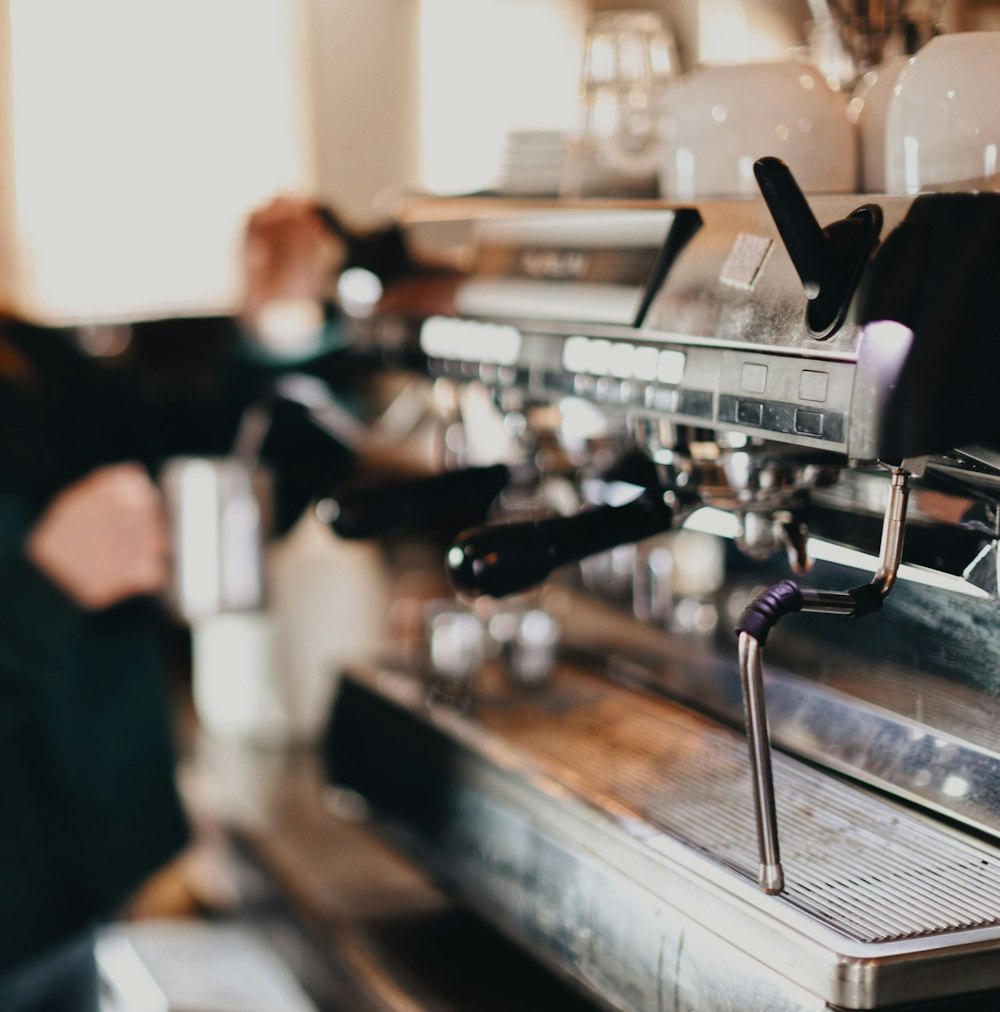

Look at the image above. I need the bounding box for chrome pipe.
[801,468,910,613]
[738,631,784,895]
[737,466,913,894]
[800,589,856,614]
[872,467,910,598]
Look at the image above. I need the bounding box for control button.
[737,400,764,427]
[587,339,612,376]
[678,389,714,419]
[633,346,659,382]
[562,335,591,373]
[610,343,635,379]
[657,350,686,385]
[795,408,824,436]
[740,363,768,394]
[799,370,829,403]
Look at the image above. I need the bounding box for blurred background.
[2,0,997,326]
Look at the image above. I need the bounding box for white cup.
[192,611,285,742]
[885,32,1000,195]
[851,54,910,193]
[659,60,857,199]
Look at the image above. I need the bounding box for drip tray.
[327,664,1000,1011]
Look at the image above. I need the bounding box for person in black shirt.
[0,197,353,1011]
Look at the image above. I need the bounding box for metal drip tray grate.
[337,665,1000,1007]
[473,674,1000,945]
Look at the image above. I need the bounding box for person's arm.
[0,326,169,623]
[0,465,168,688]
[0,483,84,669]
[239,195,347,363]
[236,197,363,531]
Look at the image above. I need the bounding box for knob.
[447,490,679,598]
[321,464,511,540]
[754,157,882,338]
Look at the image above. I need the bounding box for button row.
[562,336,686,385]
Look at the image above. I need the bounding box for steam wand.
[735,460,920,894]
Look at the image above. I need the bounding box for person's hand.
[26,464,169,610]
[240,195,345,326]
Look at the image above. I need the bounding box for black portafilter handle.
[448,489,678,598]
[324,464,512,540]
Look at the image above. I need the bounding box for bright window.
[418,0,584,195]
[2,0,313,323]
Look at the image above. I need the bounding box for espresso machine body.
[327,182,1000,1011]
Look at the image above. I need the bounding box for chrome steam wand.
[736,462,918,894]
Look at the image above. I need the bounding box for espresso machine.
[320,145,1000,1010]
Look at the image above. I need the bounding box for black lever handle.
[314,205,417,286]
[447,490,678,598]
[753,157,882,338]
[324,464,511,540]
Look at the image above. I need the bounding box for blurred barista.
[0,198,350,1011]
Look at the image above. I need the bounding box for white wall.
[302,0,422,223]
[0,0,595,321]
[0,0,314,324]
[0,6,18,315]
[303,0,587,211]
[418,0,586,195]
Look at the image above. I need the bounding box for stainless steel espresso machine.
[322,157,1000,1010]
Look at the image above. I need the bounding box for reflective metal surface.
[329,664,1000,1010]
[550,587,1000,842]
[739,633,784,894]
[335,193,1000,1009]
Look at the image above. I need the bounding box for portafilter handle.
[319,464,512,540]
[448,489,685,598]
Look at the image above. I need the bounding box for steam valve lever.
[448,488,690,599]
[753,157,882,337]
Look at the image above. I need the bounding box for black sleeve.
[0,325,87,694]
[260,397,357,535]
[95,315,359,534]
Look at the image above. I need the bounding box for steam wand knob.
[753,156,882,338]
